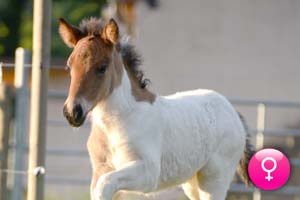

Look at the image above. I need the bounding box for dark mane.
[118,39,150,89]
[79,17,105,36]
[79,17,150,89]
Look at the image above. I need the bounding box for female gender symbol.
[248,148,290,190]
[261,157,277,181]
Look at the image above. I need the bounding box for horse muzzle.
[63,104,86,127]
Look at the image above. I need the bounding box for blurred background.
[0,0,300,200]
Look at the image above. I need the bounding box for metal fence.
[1,48,300,199]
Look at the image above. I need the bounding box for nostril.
[73,104,83,121]
[63,105,69,118]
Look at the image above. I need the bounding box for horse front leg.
[90,172,100,200]
[93,160,160,200]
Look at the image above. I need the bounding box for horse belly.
[157,129,211,189]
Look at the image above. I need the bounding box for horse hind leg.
[182,175,200,200]
[196,155,239,200]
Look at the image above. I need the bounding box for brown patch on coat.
[60,17,155,111]
[118,40,156,103]
[65,35,121,110]
[126,70,156,103]
[59,18,123,115]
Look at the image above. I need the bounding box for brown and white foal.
[60,17,252,200]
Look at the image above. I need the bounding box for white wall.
[136,0,300,100]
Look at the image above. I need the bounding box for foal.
[60,17,252,200]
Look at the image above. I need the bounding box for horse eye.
[95,64,107,75]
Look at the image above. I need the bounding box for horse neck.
[92,67,137,127]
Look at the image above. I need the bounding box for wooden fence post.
[27,0,51,199]
[0,83,14,200]
[12,47,30,200]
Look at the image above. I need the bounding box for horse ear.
[59,18,83,48]
[102,19,119,44]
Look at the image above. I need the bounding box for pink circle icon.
[248,148,290,190]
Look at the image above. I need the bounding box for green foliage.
[51,0,106,57]
[0,0,27,56]
[19,1,33,51]
[0,0,107,57]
